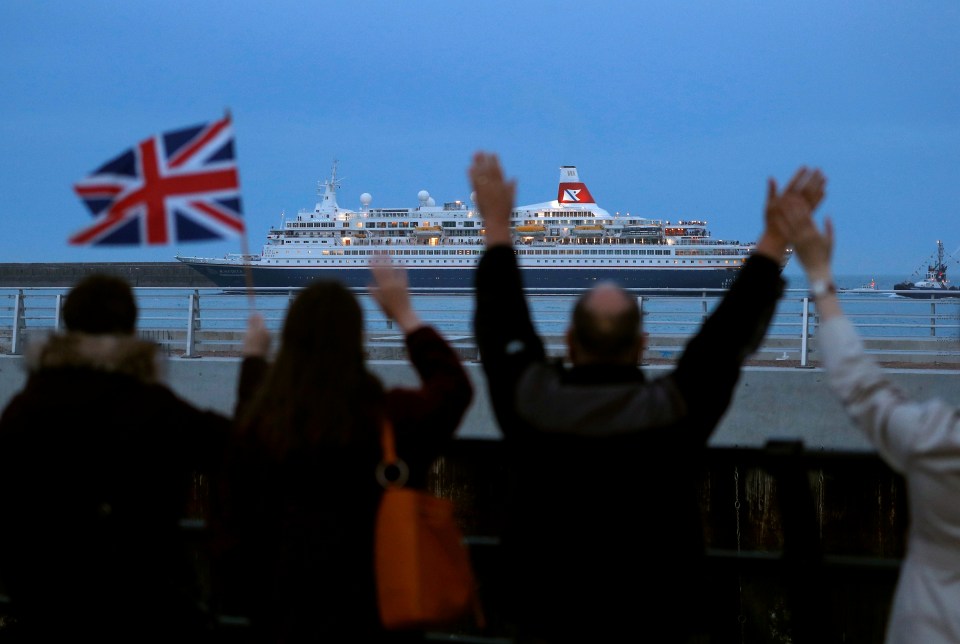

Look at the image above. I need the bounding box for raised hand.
[243,312,271,358]
[778,209,835,279]
[783,166,827,211]
[468,151,516,246]
[759,166,827,261]
[369,253,422,333]
[764,167,827,239]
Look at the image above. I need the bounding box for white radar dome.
[427,197,436,207]
[417,190,430,204]
[360,193,372,206]
[470,191,477,203]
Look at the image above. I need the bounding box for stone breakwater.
[0,263,215,288]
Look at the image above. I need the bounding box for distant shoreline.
[0,262,216,288]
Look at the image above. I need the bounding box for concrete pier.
[1,353,955,451]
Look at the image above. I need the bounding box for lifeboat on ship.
[516,224,546,237]
[414,225,443,238]
[573,225,604,238]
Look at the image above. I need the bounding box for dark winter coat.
[474,246,784,642]
[0,333,239,643]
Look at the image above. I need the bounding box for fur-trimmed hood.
[24,333,166,383]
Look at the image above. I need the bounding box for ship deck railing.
[0,287,957,364]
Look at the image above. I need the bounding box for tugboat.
[893,241,960,299]
[841,277,878,294]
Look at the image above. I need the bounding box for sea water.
[160,274,960,340]
[6,274,958,341]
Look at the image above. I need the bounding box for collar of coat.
[25,333,164,383]
[515,361,685,437]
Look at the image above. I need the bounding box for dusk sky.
[1,1,957,282]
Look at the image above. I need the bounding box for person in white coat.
[776,206,960,644]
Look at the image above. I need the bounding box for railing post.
[183,290,201,358]
[637,295,647,365]
[799,296,812,368]
[54,293,64,333]
[930,301,936,337]
[11,289,25,355]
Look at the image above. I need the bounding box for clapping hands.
[757,167,827,261]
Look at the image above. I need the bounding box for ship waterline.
[180,260,744,293]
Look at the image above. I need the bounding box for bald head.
[568,283,643,365]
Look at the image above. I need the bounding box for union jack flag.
[70,115,244,245]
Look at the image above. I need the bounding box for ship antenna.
[332,159,345,187]
[317,160,343,197]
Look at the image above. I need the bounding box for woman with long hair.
[214,258,473,642]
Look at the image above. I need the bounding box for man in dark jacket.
[0,275,269,643]
[469,152,825,642]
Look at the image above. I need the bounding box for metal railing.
[0,287,957,364]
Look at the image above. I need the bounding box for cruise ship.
[176,163,779,294]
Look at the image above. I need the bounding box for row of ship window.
[289,221,477,228]
[277,248,742,257]
[281,234,738,249]
[262,258,742,265]
[287,219,649,229]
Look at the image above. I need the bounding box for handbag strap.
[375,416,409,489]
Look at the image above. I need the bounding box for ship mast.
[934,240,946,284]
[315,159,342,213]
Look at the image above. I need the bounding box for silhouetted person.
[213,258,473,642]
[469,152,825,642]
[0,274,267,643]
[775,201,960,644]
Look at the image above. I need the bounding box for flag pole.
[240,229,256,310]
[224,107,257,310]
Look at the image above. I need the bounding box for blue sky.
[1,1,957,281]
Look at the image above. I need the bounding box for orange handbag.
[374,418,485,631]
